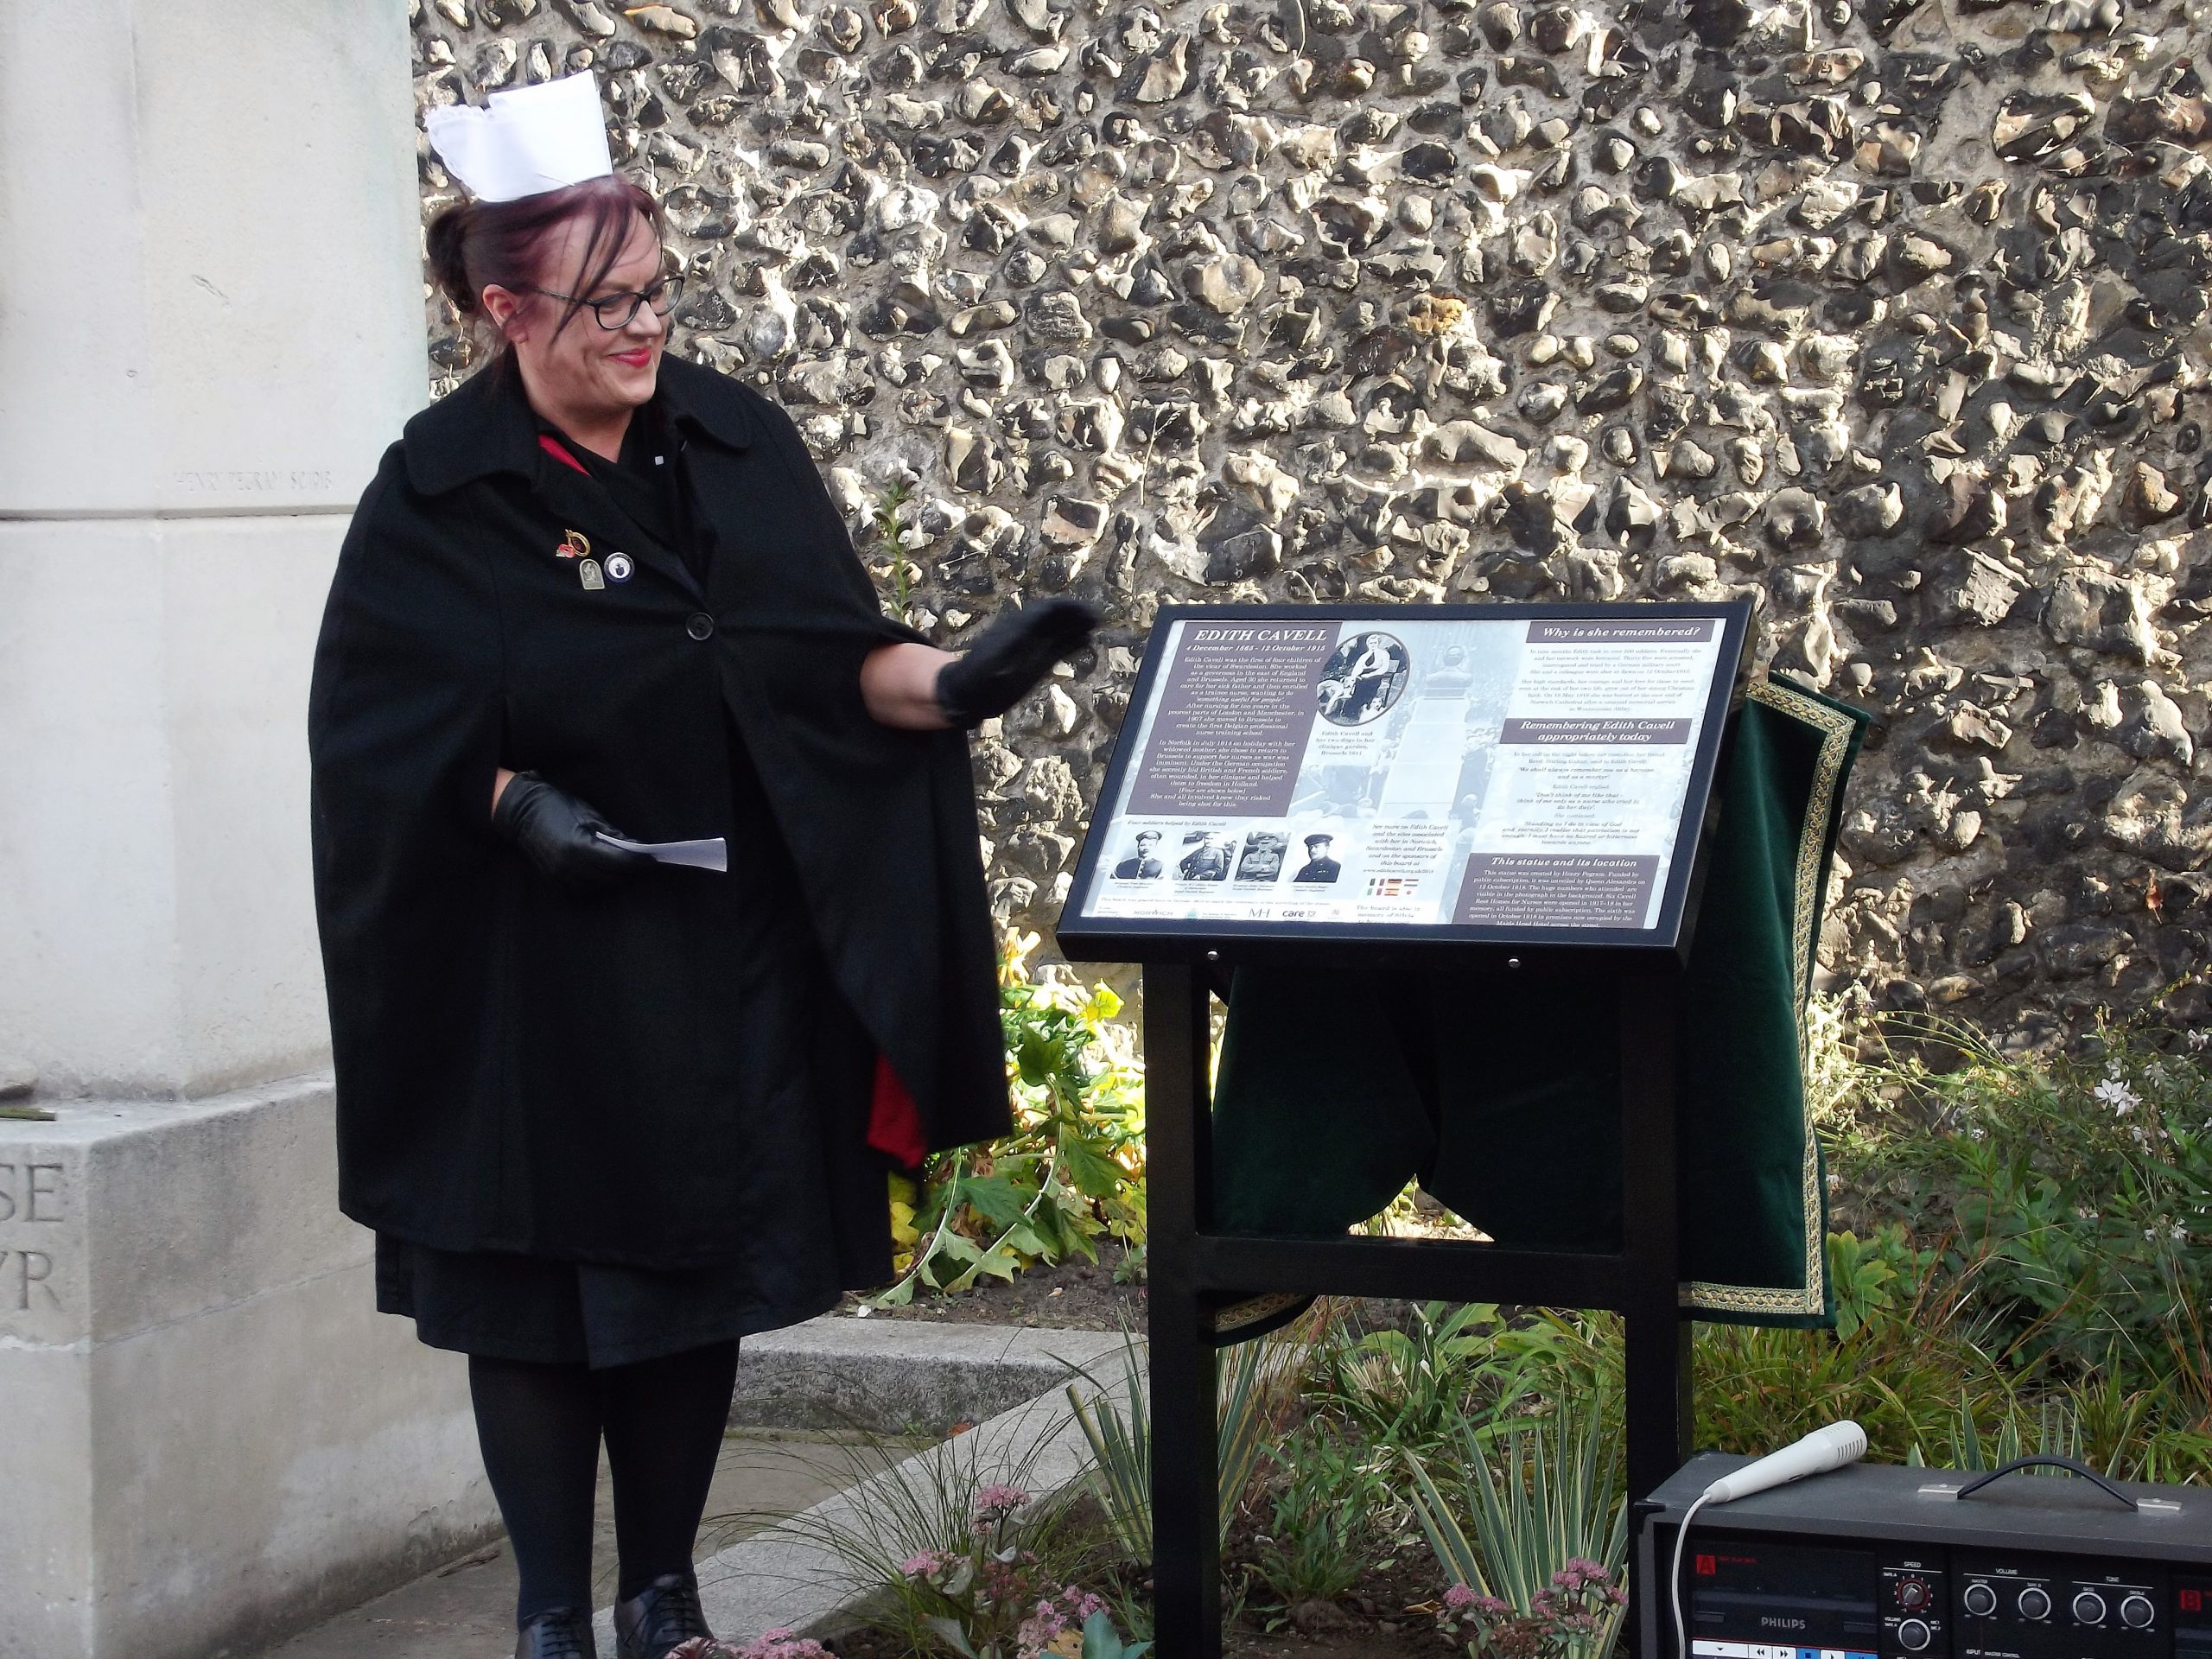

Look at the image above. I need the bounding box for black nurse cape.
[308,355,1010,1269]
[1208,675,1867,1333]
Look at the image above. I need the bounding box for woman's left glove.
[491,772,655,891]
[934,598,1099,728]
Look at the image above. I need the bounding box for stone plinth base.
[0,1074,499,1659]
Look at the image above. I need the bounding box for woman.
[309,76,1092,1659]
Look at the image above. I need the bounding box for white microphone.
[1674,1423,1870,1659]
[1701,1421,1868,1503]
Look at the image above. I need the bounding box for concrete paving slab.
[599,1345,1139,1651]
[250,1320,1135,1659]
[251,1432,871,1659]
[732,1314,1129,1433]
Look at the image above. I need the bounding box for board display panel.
[1055,601,1751,963]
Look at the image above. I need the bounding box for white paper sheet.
[595,833,728,873]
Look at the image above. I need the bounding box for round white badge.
[605,551,634,582]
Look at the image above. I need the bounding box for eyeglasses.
[527,275,685,330]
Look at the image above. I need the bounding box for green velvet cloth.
[1209,676,1867,1328]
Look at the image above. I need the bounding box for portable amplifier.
[1637,1454,2212,1659]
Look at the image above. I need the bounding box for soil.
[837,1244,1149,1332]
[817,1549,1461,1659]
[818,1494,1461,1659]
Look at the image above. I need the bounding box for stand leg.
[1144,963,1222,1659]
[1620,969,1690,1512]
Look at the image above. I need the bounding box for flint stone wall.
[410,0,2212,1040]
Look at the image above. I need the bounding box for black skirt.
[373,717,897,1369]
[374,1234,837,1369]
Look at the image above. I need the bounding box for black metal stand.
[1143,959,1690,1659]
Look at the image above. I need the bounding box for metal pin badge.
[556,529,591,560]
[605,551,634,582]
[578,557,606,591]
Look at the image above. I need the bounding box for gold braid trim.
[1681,677,1857,1319]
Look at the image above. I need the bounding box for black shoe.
[614,1572,713,1659]
[516,1606,598,1659]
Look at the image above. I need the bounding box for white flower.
[2190,1030,2211,1051]
[2174,1222,2190,1242]
[2094,1077,2141,1116]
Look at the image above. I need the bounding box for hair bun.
[425,204,480,317]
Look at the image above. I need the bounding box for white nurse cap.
[424,73,614,203]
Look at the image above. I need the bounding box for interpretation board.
[1059,600,1752,963]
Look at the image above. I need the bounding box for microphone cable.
[1669,1490,1716,1659]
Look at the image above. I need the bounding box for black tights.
[468,1340,741,1625]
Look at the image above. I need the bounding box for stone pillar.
[0,1,426,1098]
[0,7,499,1656]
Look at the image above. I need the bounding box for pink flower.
[898,1550,949,1579]
[1444,1585,1479,1611]
[728,1635,835,1659]
[973,1484,1032,1522]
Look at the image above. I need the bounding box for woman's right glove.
[491,772,654,890]
[934,598,1099,728]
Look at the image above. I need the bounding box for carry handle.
[1951,1456,2137,1510]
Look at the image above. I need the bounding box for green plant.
[1826,1225,1933,1341]
[1068,1338,1151,1561]
[891,1479,1107,1659]
[1068,1319,1307,1558]
[1311,1301,1516,1455]
[1434,1560,1629,1659]
[1479,1243,2212,1484]
[865,480,919,616]
[1073,1610,1153,1659]
[1249,1424,1382,1613]
[874,939,1146,1307]
[2056,1370,2212,1484]
[1830,1014,2212,1400]
[1405,1396,1627,1659]
[729,1415,1105,1658]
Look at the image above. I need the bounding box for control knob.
[1897,1580,1931,1611]
[2019,1586,2052,1621]
[1962,1584,1998,1618]
[2120,1594,2156,1630]
[2075,1592,2108,1626]
[1898,1619,1932,1652]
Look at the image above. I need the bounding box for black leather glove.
[491,772,654,890]
[934,598,1100,728]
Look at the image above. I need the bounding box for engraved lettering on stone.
[173,468,334,493]
[3,1249,60,1312]
[0,1162,65,1224]
[25,1162,61,1222]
